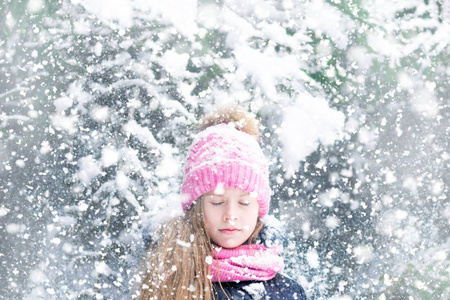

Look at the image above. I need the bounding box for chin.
[216,240,242,249]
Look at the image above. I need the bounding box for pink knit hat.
[181,123,270,218]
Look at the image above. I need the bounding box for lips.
[220,228,240,235]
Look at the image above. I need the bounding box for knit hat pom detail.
[201,105,261,140]
[181,105,271,218]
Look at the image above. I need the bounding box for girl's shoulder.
[212,274,307,300]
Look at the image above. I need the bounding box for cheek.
[247,206,259,227]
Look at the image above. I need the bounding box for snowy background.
[1,0,449,299]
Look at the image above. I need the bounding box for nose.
[223,202,238,222]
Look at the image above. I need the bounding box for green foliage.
[380,257,450,299]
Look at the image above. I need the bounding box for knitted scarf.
[209,244,284,282]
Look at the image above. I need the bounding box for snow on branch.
[123,120,161,149]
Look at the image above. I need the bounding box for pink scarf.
[209,244,284,282]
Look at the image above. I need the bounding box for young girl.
[135,106,307,300]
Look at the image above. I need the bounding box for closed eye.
[211,202,224,206]
[239,201,250,206]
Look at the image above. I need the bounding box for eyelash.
[210,201,250,206]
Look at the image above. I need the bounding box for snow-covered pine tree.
[1,0,448,299]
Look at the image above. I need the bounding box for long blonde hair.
[134,198,263,300]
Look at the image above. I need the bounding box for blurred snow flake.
[325,215,340,230]
[242,282,265,300]
[431,179,444,195]
[347,46,373,71]
[101,146,120,167]
[160,50,190,78]
[15,159,26,168]
[353,245,374,264]
[95,261,112,276]
[281,94,345,176]
[443,206,450,225]
[51,237,61,245]
[62,243,74,254]
[94,42,103,56]
[6,223,26,234]
[383,273,393,286]
[29,268,47,284]
[46,288,55,295]
[77,156,102,185]
[53,96,73,113]
[27,0,44,13]
[91,106,110,122]
[0,207,10,217]
[39,141,52,155]
[51,114,78,134]
[357,126,378,150]
[318,188,341,208]
[376,209,422,246]
[414,280,426,291]
[397,72,414,91]
[127,98,142,109]
[306,248,320,268]
[187,284,196,292]
[402,176,418,195]
[383,169,397,184]
[433,250,447,262]
[409,87,440,119]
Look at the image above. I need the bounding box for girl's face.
[203,187,259,249]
